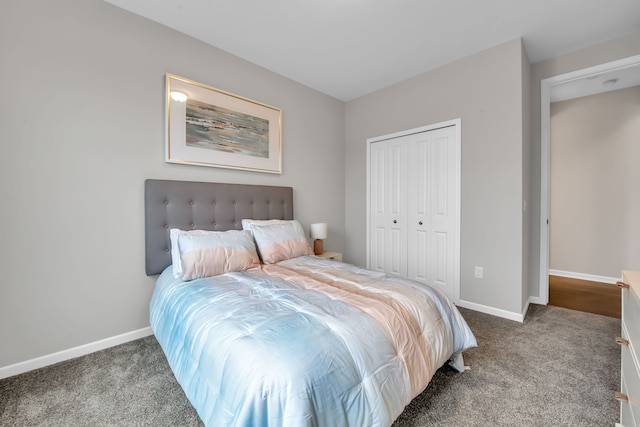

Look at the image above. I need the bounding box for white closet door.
[369,139,408,276]
[407,126,457,299]
[406,132,430,284]
[368,121,459,302]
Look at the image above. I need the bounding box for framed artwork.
[165,74,282,174]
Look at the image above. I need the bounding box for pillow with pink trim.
[170,229,260,281]
[244,220,313,264]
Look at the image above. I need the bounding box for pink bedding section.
[255,256,473,397]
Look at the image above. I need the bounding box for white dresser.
[618,270,640,427]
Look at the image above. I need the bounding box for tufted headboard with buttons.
[144,179,294,275]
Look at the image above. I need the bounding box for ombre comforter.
[150,256,476,427]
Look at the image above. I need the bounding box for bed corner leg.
[448,352,469,373]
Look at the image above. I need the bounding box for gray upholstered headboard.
[145,179,294,275]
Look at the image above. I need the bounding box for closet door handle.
[617,281,630,289]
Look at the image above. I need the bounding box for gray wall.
[345,39,528,315]
[0,0,345,367]
[3,0,639,370]
[550,86,640,277]
[529,32,640,298]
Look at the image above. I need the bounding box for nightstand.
[316,251,343,262]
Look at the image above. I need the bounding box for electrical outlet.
[474,266,483,279]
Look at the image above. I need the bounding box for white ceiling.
[104,0,640,101]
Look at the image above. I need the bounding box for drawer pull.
[615,337,630,346]
[617,281,630,289]
[615,391,629,403]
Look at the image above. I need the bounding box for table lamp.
[310,223,328,256]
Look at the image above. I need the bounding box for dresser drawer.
[621,329,640,426]
[620,389,635,427]
[623,285,640,355]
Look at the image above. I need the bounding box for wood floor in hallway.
[549,275,621,319]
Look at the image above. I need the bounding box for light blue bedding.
[150,256,476,427]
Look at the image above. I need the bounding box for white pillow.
[244,220,313,264]
[241,219,290,229]
[170,229,260,281]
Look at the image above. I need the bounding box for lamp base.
[313,239,324,256]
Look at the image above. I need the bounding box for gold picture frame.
[165,74,282,174]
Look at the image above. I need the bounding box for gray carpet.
[0,305,621,426]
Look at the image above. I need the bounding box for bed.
[145,179,476,427]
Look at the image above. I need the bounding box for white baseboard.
[0,327,153,380]
[549,269,620,285]
[529,295,546,305]
[522,298,532,319]
[456,299,528,323]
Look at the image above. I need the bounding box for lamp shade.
[310,223,328,240]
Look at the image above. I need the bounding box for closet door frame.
[366,118,461,303]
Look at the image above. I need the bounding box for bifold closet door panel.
[369,139,407,277]
[406,127,457,293]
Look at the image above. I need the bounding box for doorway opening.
[538,54,640,304]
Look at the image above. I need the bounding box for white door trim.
[366,118,461,302]
[538,54,640,305]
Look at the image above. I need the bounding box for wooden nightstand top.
[316,251,343,262]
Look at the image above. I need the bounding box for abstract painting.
[165,74,281,173]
